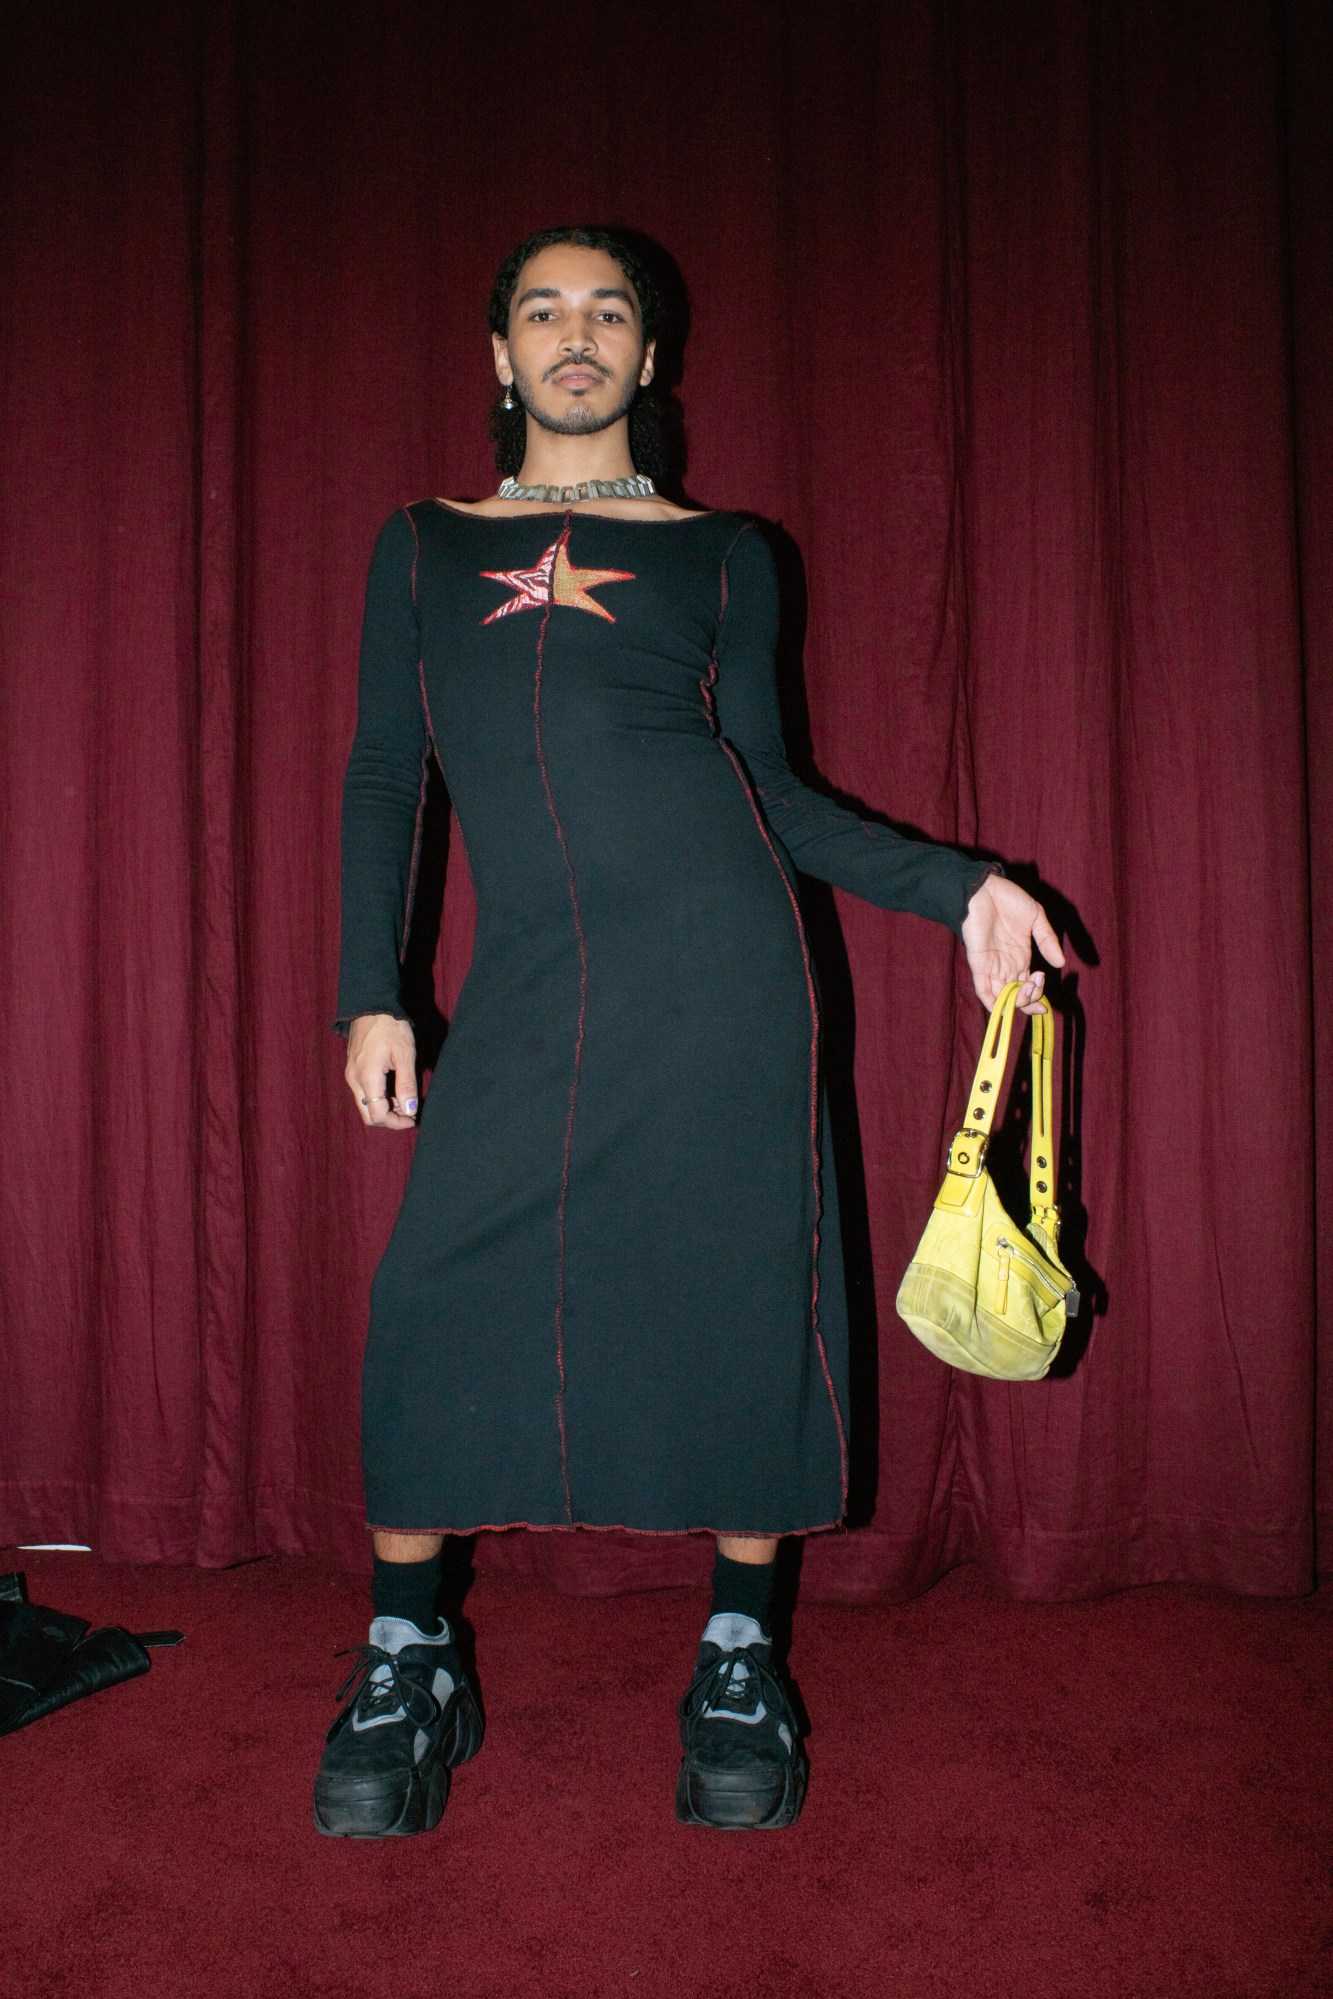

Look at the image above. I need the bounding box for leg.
[714,1535,778,1565]
[312,1530,483,1840]
[675,1532,806,1832]
[709,1533,780,1639]
[374,1530,445,1561]
[371,1530,445,1633]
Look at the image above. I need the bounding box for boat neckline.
[432,498,720,526]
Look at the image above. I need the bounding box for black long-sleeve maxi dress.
[337,502,990,1537]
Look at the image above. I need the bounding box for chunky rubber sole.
[312,1683,484,1839]
[674,1752,807,1830]
[313,1750,449,1838]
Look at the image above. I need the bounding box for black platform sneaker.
[312,1614,483,1838]
[675,1612,807,1830]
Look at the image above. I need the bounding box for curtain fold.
[1,0,1326,1600]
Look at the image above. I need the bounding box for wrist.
[960,861,1003,933]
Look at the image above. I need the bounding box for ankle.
[371,1548,445,1634]
[708,1550,776,1637]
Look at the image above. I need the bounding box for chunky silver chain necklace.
[497,473,656,504]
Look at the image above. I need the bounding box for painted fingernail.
[405,1099,418,1113]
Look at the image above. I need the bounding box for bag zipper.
[995,1236,1065,1315]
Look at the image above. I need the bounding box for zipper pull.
[995,1241,1011,1315]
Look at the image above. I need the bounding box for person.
[316,225,1063,1838]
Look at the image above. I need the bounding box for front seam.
[532,554,583,1525]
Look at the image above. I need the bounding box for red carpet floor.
[2,1552,1329,1999]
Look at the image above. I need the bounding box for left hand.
[960,875,1065,1014]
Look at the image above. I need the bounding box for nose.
[561,317,597,354]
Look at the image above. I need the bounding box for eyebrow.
[514,284,637,310]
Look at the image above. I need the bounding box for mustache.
[545,357,612,381]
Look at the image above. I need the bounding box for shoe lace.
[333,1644,435,1726]
[684,1646,785,1721]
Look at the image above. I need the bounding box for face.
[494,242,655,439]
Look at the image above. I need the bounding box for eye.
[528,308,554,321]
[597,310,624,323]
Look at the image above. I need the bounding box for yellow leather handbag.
[895,980,1079,1380]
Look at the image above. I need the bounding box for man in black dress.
[316,226,1062,1837]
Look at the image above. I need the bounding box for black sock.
[710,1550,776,1635]
[371,1550,444,1634]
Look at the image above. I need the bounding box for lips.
[553,367,603,389]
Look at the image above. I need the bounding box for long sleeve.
[334,508,431,1032]
[713,523,995,934]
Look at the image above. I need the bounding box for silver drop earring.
[502,383,515,411]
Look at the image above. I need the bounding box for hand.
[960,875,1065,1014]
[345,1014,419,1130]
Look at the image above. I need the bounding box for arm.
[713,524,1062,1007]
[713,524,994,933]
[335,508,430,1126]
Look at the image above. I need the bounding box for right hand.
[346,1014,419,1130]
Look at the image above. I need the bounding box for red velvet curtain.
[1,1,1328,1601]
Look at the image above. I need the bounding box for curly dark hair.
[486,224,682,487]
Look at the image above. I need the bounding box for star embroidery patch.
[481,530,634,625]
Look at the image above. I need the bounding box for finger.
[1031,908,1065,969]
[358,1091,414,1131]
[356,1062,396,1127]
[392,1055,419,1120]
[375,1106,417,1130]
[346,1065,376,1127]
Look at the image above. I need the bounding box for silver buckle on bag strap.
[946,1130,989,1178]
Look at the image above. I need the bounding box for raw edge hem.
[366,1515,847,1540]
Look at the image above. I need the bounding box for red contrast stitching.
[701,535,850,1512]
[532,540,584,1525]
[405,504,421,608]
[415,657,436,750]
[400,752,429,966]
[397,508,432,958]
[402,508,438,751]
[367,1514,846,1539]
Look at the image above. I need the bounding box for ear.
[639,336,656,389]
[492,330,512,385]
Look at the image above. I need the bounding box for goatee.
[511,367,639,438]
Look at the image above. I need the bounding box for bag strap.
[1027,1000,1057,1236]
[944,981,1058,1234]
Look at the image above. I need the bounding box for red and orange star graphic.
[481,531,634,625]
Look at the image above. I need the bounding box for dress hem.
[365,1515,846,1540]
